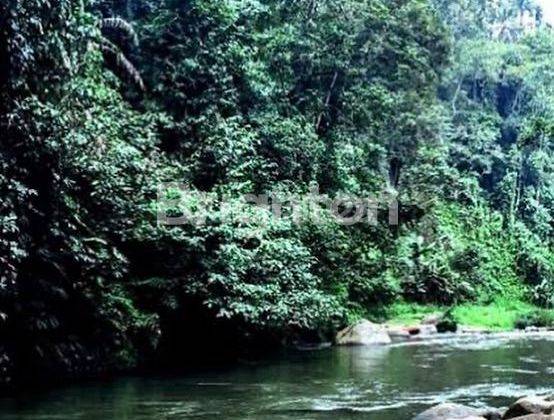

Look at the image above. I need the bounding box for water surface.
[2,334,553,419]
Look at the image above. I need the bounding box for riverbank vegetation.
[0,0,552,387]
[383,300,553,331]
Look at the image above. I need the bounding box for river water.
[1,334,553,419]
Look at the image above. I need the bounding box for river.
[1,333,553,419]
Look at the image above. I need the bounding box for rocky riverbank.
[414,394,554,419]
[335,318,554,346]
[335,319,554,420]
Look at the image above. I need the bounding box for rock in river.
[503,395,554,419]
[335,320,391,346]
[413,402,500,420]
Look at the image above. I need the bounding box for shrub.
[515,310,554,330]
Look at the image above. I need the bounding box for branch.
[316,71,339,132]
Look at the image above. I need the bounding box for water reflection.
[1,335,553,420]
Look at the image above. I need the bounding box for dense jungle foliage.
[0,0,552,386]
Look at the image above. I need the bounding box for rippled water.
[2,334,554,420]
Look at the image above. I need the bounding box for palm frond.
[100,39,145,90]
[100,17,139,46]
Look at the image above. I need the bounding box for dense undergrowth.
[0,0,552,387]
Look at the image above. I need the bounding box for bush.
[436,309,458,333]
[515,310,554,330]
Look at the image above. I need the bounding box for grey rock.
[335,320,391,346]
[483,409,503,420]
[387,327,412,342]
[503,396,554,419]
[419,324,439,336]
[413,403,484,420]
[457,417,487,420]
[525,326,541,333]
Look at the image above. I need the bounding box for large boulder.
[413,403,485,420]
[335,320,391,346]
[419,324,439,336]
[387,324,438,342]
[486,409,503,420]
[511,415,554,420]
[458,418,488,420]
[387,326,412,342]
[503,396,554,419]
